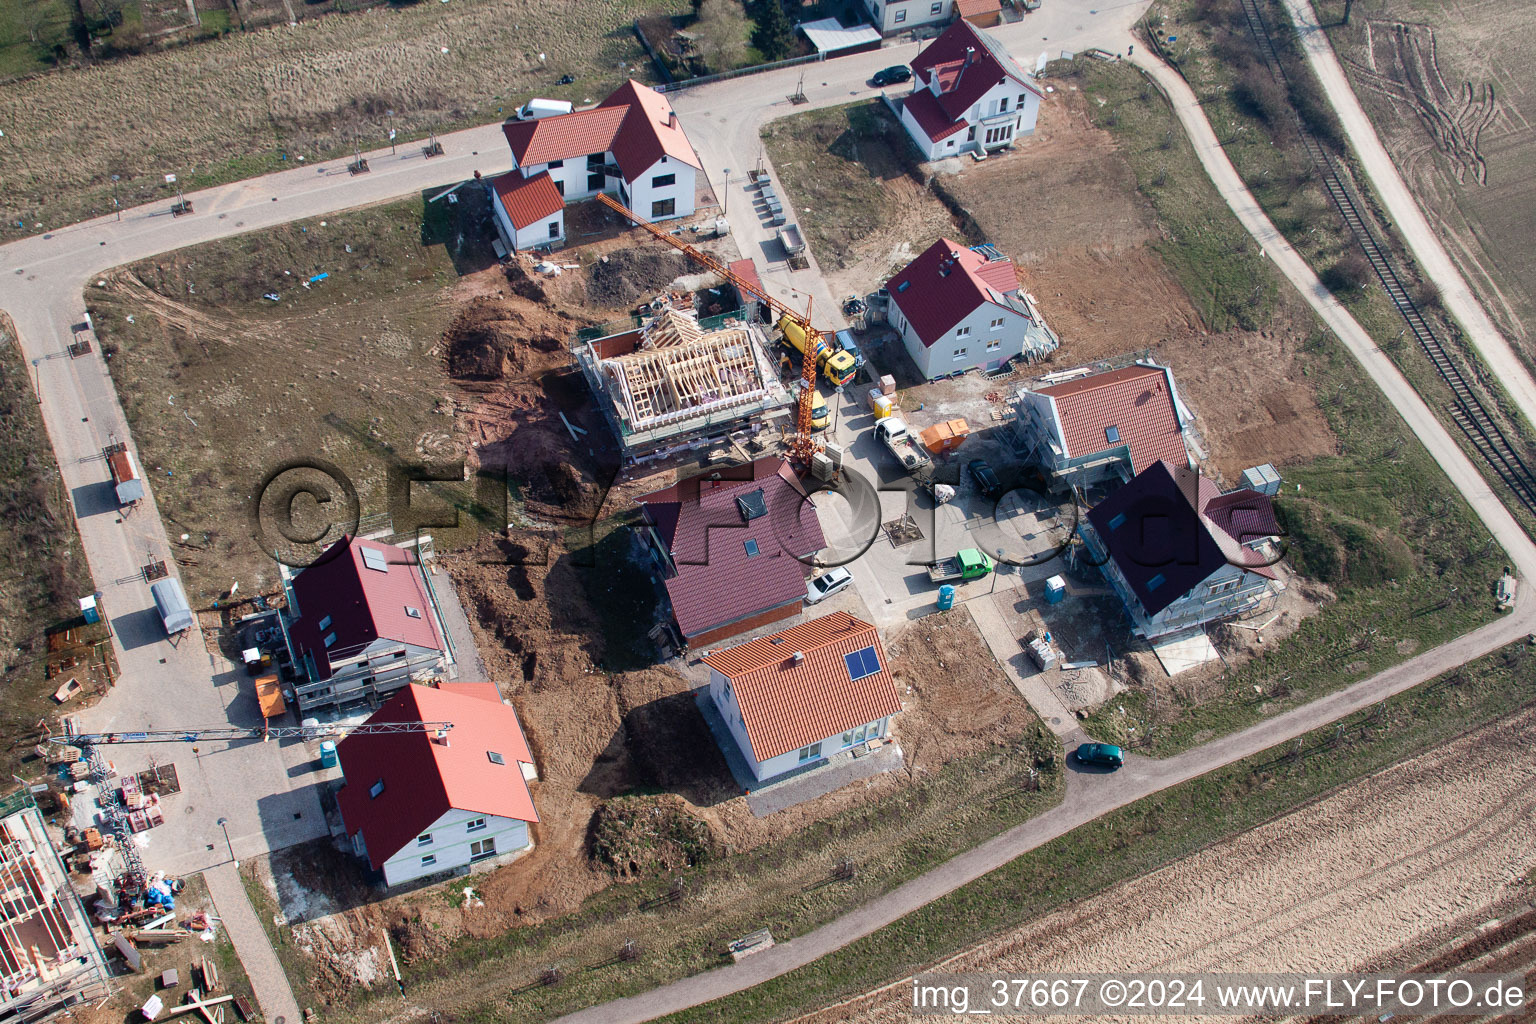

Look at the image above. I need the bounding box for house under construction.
[0,794,110,1022]
[573,308,794,463]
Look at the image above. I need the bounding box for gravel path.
[811,708,1536,1023]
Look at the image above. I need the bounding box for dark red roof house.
[637,458,825,648]
[897,20,1043,160]
[284,535,450,714]
[337,683,539,887]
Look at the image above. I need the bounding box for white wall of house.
[371,807,532,888]
[519,153,617,202]
[867,0,952,34]
[624,156,696,221]
[902,77,1042,160]
[514,210,565,251]
[892,298,1031,378]
[708,668,891,783]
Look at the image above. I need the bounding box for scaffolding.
[0,798,111,1022]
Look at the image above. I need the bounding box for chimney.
[964,46,976,67]
[669,110,678,129]
[792,651,805,664]
[433,729,450,746]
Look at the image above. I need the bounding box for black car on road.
[968,459,1004,501]
[872,65,913,87]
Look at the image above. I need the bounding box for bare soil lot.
[804,705,1536,1024]
[0,0,689,238]
[1322,0,1536,359]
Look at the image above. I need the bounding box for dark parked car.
[968,459,1003,500]
[872,65,913,87]
[1074,743,1125,769]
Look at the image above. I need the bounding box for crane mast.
[595,193,825,462]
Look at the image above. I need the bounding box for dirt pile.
[442,294,567,380]
[586,248,689,308]
[589,794,720,877]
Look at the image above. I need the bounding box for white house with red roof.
[702,612,902,784]
[1013,362,1196,489]
[885,237,1058,377]
[282,535,454,714]
[337,683,539,887]
[487,80,702,252]
[896,19,1043,161]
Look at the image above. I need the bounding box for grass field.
[0,0,74,80]
[90,194,473,605]
[657,637,1536,1024]
[0,323,102,783]
[0,0,689,240]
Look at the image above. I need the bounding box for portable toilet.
[79,595,100,624]
[871,392,895,419]
[319,740,339,769]
[937,584,956,611]
[1044,575,1067,605]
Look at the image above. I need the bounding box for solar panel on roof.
[844,645,881,681]
[361,547,389,572]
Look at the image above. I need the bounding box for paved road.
[205,861,303,1024]
[1281,0,1536,427]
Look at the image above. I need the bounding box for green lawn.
[0,0,73,80]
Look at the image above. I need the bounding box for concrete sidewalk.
[204,861,302,1024]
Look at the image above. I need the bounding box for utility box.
[1241,463,1282,496]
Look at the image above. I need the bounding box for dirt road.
[808,707,1536,1023]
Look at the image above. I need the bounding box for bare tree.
[694,0,750,73]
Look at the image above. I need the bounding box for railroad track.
[1231,0,1536,516]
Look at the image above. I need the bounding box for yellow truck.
[778,317,856,388]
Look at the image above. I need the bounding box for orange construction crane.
[596,193,825,463]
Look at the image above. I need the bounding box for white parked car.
[806,566,854,604]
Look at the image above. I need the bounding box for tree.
[750,0,794,62]
[694,0,750,72]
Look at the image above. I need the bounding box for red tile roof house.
[895,19,1044,161]
[886,237,1059,377]
[281,535,454,715]
[337,682,539,888]
[702,612,902,783]
[637,458,826,649]
[487,80,703,252]
[1013,362,1197,490]
[1079,460,1285,640]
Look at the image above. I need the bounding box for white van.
[518,98,574,120]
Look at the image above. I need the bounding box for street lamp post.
[387,109,396,155]
[111,174,121,221]
[722,168,730,216]
[217,817,235,865]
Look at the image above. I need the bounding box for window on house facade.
[421,854,436,867]
[956,326,970,338]
[470,838,497,861]
[842,722,877,748]
[588,172,605,192]
[651,198,676,218]
[369,779,385,799]
[797,742,823,763]
[894,9,906,22]
[986,340,1000,352]
[466,817,487,832]
[722,677,733,702]
[999,96,1010,112]
[587,153,604,167]
[989,317,1005,330]
[929,1,942,12]
[652,173,675,188]
[967,126,977,142]
[417,833,432,846]
[953,347,968,359]
[555,179,566,197]
[549,221,560,239]
[1209,577,1239,595]
[985,125,1013,146]
[548,159,563,168]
